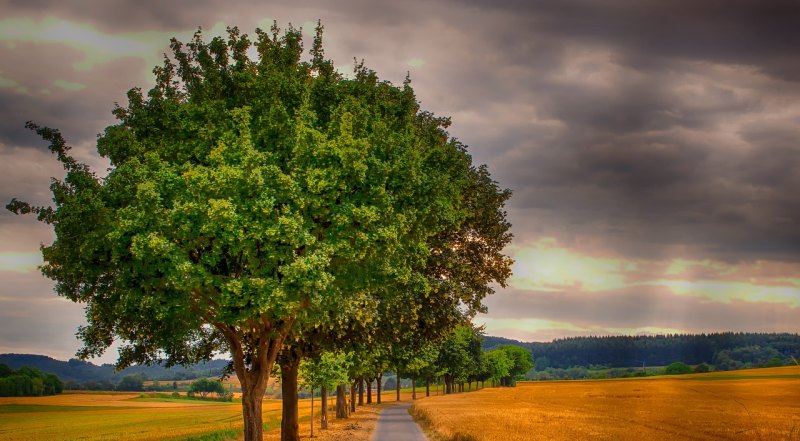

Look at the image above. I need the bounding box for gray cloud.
[1,2,797,262]
[484,287,800,333]
[0,270,89,360]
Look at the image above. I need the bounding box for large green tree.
[436,325,484,394]
[495,345,533,386]
[7,23,479,441]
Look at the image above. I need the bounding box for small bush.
[694,363,710,373]
[665,362,692,375]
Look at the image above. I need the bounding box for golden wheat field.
[0,387,414,441]
[412,366,800,441]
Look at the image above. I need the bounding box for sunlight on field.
[412,366,800,441]
[0,387,415,440]
[0,392,227,408]
[0,392,289,441]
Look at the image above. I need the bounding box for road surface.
[370,401,429,441]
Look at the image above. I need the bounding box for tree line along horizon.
[5,21,514,441]
[4,329,798,399]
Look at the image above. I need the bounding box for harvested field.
[412,366,800,441]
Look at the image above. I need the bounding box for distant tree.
[43,374,64,395]
[495,345,534,386]
[0,366,63,397]
[693,363,711,373]
[383,377,397,391]
[188,378,225,398]
[116,374,144,391]
[437,325,483,393]
[483,349,513,386]
[534,356,550,371]
[665,362,692,375]
[300,351,351,430]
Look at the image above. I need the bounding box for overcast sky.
[1,0,798,364]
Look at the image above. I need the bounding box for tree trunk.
[445,376,452,394]
[321,386,328,429]
[336,385,348,419]
[241,385,265,441]
[280,356,300,441]
[350,381,357,413]
[426,378,430,397]
[358,378,364,406]
[366,378,373,404]
[220,321,286,441]
[310,387,314,439]
[396,374,401,401]
[377,373,382,404]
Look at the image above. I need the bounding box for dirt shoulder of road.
[245,400,386,441]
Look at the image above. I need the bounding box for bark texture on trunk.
[396,374,401,401]
[335,385,348,418]
[241,387,265,441]
[321,386,328,429]
[412,378,416,400]
[358,378,364,406]
[350,381,357,413]
[425,378,430,397]
[223,326,285,441]
[310,388,314,439]
[280,354,300,441]
[366,378,372,404]
[377,373,382,404]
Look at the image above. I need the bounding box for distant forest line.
[0,354,228,385]
[484,332,800,371]
[3,332,798,387]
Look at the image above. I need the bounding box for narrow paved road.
[370,401,429,441]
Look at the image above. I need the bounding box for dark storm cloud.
[0,0,221,33]
[457,0,800,81]
[2,0,798,263]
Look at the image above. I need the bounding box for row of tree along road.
[7,21,514,441]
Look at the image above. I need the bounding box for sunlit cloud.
[509,238,636,292]
[664,258,732,276]
[475,316,689,342]
[508,238,800,308]
[0,16,245,84]
[649,279,800,307]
